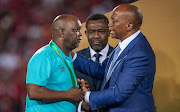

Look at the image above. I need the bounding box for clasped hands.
[67,78,90,110]
[77,78,91,111]
[77,78,90,93]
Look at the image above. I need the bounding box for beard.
[91,44,103,53]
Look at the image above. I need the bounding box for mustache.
[92,38,101,41]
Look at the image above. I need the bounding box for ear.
[59,29,65,38]
[126,23,133,31]
[85,30,87,36]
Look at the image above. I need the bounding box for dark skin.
[27,84,84,102]
[70,19,110,111]
[79,5,143,110]
[27,15,84,103]
[108,5,141,41]
[79,79,89,93]
[75,5,142,93]
[77,78,90,90]
[52,15,82,56]
[77,79,91,111]
[82,101,91,111]
[71,19,110,110]
[85,19,110,53]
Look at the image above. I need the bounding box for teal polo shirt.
[26,40,77,112]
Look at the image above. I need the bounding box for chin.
[111,35,117,39]
[76,44,80,48]
[93,47,102,52]
[110,33,116,38]
[70,45,79,50]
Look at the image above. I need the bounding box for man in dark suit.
[75,14,113,92]
[74,4,156,112]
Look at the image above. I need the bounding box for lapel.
[107,45,114,56]
[102,32,143,89]
[87,45,114,61]
[104,45,114,72]
[83,47,91,59]
[113,32,143,70]
[104,47,116,74]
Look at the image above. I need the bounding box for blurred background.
[1,0,180,112]
[0,0,137,111]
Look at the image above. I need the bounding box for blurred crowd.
[0,0,137,111]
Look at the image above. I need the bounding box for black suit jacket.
[75,45,113,91]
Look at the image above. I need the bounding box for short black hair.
[85,13,109,29]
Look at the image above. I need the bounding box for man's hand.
[77,79,89,93]
[66,87,85,102]
[77,78,90,90]
[82,100,91,111]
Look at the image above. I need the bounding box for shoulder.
[136,35,154,55]
[127,37,155,61]
[76,47,89,55]
[29,45,55,63]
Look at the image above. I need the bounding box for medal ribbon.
[50,41,77,87]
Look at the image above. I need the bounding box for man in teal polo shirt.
[26,14,85,112]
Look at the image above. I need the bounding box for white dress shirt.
[73,44,110,63]
[117,30,140,56]
[89,44,109,64]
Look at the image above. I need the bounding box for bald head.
[113,4,143,29]
[51,14,80,39]
[51,14,82,53]
[108,4,143,40]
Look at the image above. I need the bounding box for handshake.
[66,78,91,111]
[77,78,90,93]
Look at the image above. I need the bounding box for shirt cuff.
[84,91,91,103]
[73,53,77,61]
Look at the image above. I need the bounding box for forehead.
[67,19,82,28]
[112,10,127,21]
[112,10,120,18]
[87,19,107,29]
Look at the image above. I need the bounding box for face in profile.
[108,10,127,40]
[63,19,82,50]
[86,19,109,52]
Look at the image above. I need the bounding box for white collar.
[90,44,109,58]
[118,30,141,51]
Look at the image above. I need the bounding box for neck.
[60,47,70,57]
[53,39,70,57]
[93,46,106,54]
[120,29,139,42]
[60,46,70,57]
[95,51,100,54]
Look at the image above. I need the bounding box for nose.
[77,31,82,40]
[94,31,100,38]
[78,30,82,36]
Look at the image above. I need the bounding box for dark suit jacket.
[75,45,113,91]
[74,32,156,112]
